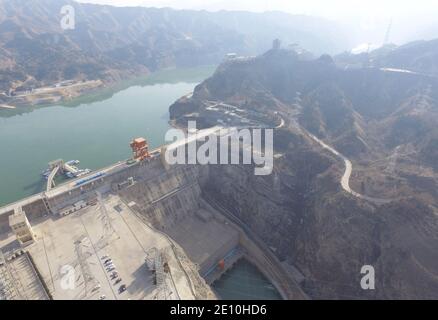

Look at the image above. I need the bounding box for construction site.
[0,130,306,300]
[2,80,103,108]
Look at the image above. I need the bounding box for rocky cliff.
[202,131,438,299]
[170,47,438,299]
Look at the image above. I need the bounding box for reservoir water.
[0,66,215,206]
[0,66,282,301]
[213,259,282,300]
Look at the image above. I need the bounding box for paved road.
[280,113,392,205]
[306,131,392,205]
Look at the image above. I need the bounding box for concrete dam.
[0,132,306,300]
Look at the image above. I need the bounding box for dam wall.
[0,210,11,233]
[119,164,206,230]
[47,158,164,213]
[0,157,166,233]
[118,164,241,277]
[0,198,48,234]
[0,145,304,300]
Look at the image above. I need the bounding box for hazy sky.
[76,1,438,47]
[77,0,438,20]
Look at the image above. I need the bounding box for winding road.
[306,132,391,204]
[284,115,392,205]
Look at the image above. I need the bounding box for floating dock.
[43,159,91,192]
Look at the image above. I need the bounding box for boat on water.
[66,160,80,165]
[66,172,75,178]
[41,159,90,181]
[42,169,51,179]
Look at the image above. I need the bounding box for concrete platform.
[0,194,196,300]
[166,211,240,276]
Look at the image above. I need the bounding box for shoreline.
[2,65,215,111]
[0,66,216,206]
[3,79,105,109]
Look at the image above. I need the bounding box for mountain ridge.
[0,0,348,96]
[169,45,438,298]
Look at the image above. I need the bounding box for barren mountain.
[169,43,438,299]
[0,0,347,92]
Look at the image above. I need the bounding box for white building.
[225,53,237,60]
[59,200,87,216]
[9,208,36,246]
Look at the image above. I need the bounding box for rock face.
[202,140,438,299]
[172,47,438,158]
[169,47,438,299]
[0,0,347,92]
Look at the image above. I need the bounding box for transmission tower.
[146,248,170,300]
[75,237,98,298]
[96,191,116,238]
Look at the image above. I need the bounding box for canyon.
[168,43,438,299]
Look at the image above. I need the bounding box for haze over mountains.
[336,39,438,76]
[1,0,438,300]
[3,0,438,95]
[0,0,348,93]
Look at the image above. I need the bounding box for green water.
[213,259,282,300]
[0,66,215,206]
